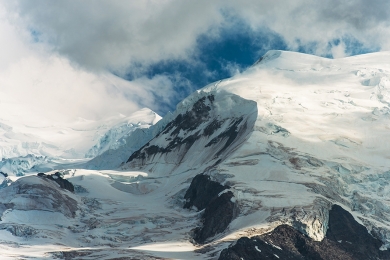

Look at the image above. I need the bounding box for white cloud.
[0,4,32,70]
[4,0,224,71]
[331,42,347,59]
[0,51,179,123]
[1,0,390,124]
[0,2,182,123]
[225,0,390,54]
[5,0,390,70]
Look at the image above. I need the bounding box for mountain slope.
[1,50,390,259]
[0,108,160,175]
[122,50,390,255]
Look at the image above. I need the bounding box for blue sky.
[123,23,378,115]
[0,1,388,119]
[125,23,288,114]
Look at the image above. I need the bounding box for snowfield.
[0,108,160,175]
[1,50,390,259]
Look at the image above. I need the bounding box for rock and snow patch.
[220,205,390,259]
[183,174,239,243]
[85,108,161,158]
[125,90,257,177]
[0,176,78,219]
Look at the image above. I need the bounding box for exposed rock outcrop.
[219,224,352,260]
[184,174,238,244]
[37,172,74,192]
[194,191,238,244]
[219,205,390,260]
[6,224,37,237]
[184,174,228,210]
[125,91,257,175]
[326,204,387,259]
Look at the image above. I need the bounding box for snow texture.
[1,50,390,259]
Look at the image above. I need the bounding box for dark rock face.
[325,204,388,260]
[51,250,93,260]
[219,205,390,260]
[127,96,215,165]
[219,224,351,260]
[184,174,228,210]
[205,118,243,156]
[184,174,238,244]
[194,191,238,244]
[38,172,74,193]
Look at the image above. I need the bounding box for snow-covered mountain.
[85,108,161,159]
[0,108,160,175]
[1,50,390,259]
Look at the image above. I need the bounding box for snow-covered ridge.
[2,51,390,259]
[124,50,390,249]
[84,109,170,170]
[125,89,258,178]
[85,108,161,158]
[0,108,161,175]
[208,50,390,245]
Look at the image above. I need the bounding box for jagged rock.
[74,184,88,194]
[127,95,215,164]
[184,174,228,210]
[51,250,93,260]
[0,171,10,189]
[325,204,387,259]
[194,191,238,244]
[125,91,257,174]
[219,205,390,260]
[184,174,238,244]
[83,217,101,230]
[219,224,351,260]
[37,172,75,192]
[5,224,37,237]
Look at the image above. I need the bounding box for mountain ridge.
[1,50,390,259]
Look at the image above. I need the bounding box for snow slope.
[1,50,390,259]
[122,50,390,255]
[0,108,160,175]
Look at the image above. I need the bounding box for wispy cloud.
[0,51,178,123]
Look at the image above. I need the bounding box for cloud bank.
[7,0,390,69]
[1,0,389,121]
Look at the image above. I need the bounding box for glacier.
[1,50,390,259]
[0,108,160,175]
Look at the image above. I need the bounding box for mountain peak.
[2,50,390,259]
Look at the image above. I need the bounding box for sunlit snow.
[1,50,390,259]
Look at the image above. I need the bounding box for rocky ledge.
[37,172,75,192]
[184,174,239,244]
[219,205,390,260]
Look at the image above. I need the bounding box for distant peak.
[254,50,282,65]
[251,50,333,71]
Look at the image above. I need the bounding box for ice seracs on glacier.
[1,50,390,259]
